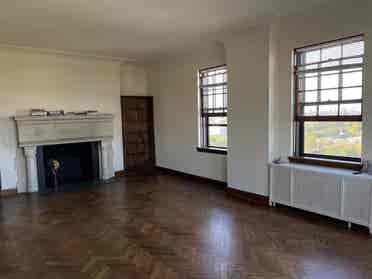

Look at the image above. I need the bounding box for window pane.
[342,71,362,87]
[304,64,318,71]
[208,94,214,109]
[215,86,224,94]
[319,104,338,116]
[215,94,224,108]
[304,77,318,90]
[304,91,317,103]
[321,61,339,68]
[340,103,361,116]
[306,50,320,64]
[304,122,362,158]
[303,105,317,116]
[209,116,227,125]
[343,67,362,73]
[322,46,341,61]
[215,74,224,83]
[342,87,362,100]
[342,57,363,65]
[208,126,227,148]
[321,89,338,102]
[343,41,364,57]
[321,73,339,89]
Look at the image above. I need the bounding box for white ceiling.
[0,0,338,61]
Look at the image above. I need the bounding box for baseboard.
[226,187,269,206]
[0,189,17,197]
[156,166,269,206]
[156,166,227,187]
[114,170,126,177]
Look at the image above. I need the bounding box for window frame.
[293,35,364,164]
[197,64,228,154]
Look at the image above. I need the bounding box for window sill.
[197,147,227,155]
[288,156,362,171]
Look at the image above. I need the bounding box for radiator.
[269,163,372,234]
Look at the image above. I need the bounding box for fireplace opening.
[37,142,100,193]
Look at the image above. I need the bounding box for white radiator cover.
[269,163,372,234]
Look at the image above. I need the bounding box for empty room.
[1,0,372,278]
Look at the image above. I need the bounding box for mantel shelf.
[15,113,113,122]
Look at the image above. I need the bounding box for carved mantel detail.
[15,114,115,193]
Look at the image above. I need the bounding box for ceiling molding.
[0,43,136,63]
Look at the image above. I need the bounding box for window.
[293,35,364,162]
[198,65,228,153]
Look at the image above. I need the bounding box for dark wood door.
[121,96,155,174]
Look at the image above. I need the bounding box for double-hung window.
[198,65,228,153]
[293,35,364,162]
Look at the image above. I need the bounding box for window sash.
[200,86,228,114]
[201,114,227,149]
[293,36,364,162]
[294,45,364,120]
[200,66,228,116]
[296,119,362,162]
[295,35,363,53]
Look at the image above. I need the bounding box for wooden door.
[121,96,155,173]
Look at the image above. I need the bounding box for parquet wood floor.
[1,174,372,278]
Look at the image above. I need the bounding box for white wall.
[269,1,372,161]
[224,27,270,195]
[142,1,372,198]
[146,1,372,197]
[147,43,227,182]
[120,62,148,96]
[226,1,372,196]
[0,48,123,190]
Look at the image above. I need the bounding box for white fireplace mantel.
[15,114,115,193]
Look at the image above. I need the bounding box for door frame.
[121,96,156,171]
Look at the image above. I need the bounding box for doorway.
[121,96,155,174]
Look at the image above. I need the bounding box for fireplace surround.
[15,114,115,193]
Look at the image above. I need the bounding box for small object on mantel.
[70,110,99,116]
[30,109,47,117]
[47,110,64,116]
[86,110,99,115]
[272,157,282,164]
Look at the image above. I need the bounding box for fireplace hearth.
[37,142,100,193]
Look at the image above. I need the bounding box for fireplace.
[15,114,115,193]
[37,142,100,193]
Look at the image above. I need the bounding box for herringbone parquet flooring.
[1,174,372,279]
